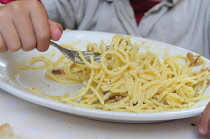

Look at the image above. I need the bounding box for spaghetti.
[21,34,210,113]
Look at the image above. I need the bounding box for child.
[0,0,209,135]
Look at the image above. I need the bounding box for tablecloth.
[0,89,210,139]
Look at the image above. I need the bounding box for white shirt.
[42,0,210,59]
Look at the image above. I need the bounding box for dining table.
[0,88,210,139]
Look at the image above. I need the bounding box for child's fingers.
[29,1,50,52]
[198,102,210,134]
[0,12,21,52]
[0,33,7,53]
[13,8,36,51]
[0,0,52,52]
[49,20,63,41]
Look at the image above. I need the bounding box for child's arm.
[0,0,63,52]
[198,102,210,134]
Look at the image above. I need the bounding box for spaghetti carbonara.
[20,34,210,113]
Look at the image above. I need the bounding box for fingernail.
[198,127,205,134]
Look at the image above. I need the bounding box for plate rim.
[0,30,208,123]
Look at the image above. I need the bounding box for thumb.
[49,20,63,41]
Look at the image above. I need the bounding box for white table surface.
[0,89,210,139]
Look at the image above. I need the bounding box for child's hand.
[198,102,210,134]
[0,0,63,53]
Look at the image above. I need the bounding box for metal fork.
[50,41,101,65]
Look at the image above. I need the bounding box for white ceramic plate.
[0,30,210,123]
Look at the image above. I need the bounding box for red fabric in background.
[130,0,160,25]
[0,0,41,4]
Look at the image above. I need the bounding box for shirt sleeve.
[42,0,109,30]
[42,0,77,29]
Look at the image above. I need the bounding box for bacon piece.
[52,69,63,74]
[206,79,210,86]
[114,96,122,102]
[187,52,202,67]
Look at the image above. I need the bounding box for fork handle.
[50,41,61,49]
